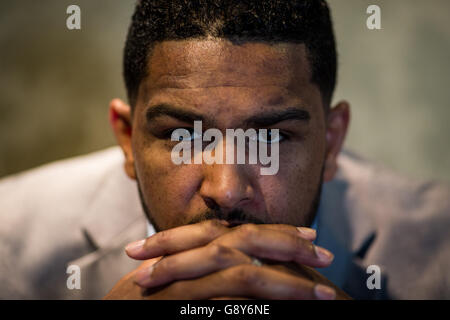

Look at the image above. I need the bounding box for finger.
[133,227,316,289]
[125,219,230,260]
[255,224,317,241]
[212,224,333,268]
[126,220,315,260]
[150,264,336,300]
[137,257,163,271]
[126,222,316,260]
[134,244,252,288]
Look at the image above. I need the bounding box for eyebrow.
[244,107,311,127]
[146,104,207,125]
[145,104,310,128]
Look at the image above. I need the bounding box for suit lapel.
[315,152,389,299]
[67,167,147,298]
[79,166,146,250]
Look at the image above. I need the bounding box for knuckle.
[206,219,226,228]
[297,237,314,256]
[290,233,312,254]
[208,244,234,265]
[152,230,172,248]
[230,265,258,287]
[236,223,259,241]
[201,219,227,239]
[155,256,172,273]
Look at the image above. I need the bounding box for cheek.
[259,137,325,225]
[132,134,201,229]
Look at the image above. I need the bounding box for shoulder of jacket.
[337,150,450,220]
[0,147,130,298]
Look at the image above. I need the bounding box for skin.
[107,38,350,300]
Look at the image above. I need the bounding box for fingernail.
[314,284,336,300]
[134,265,154,286]
[297,227,317,240]
[125,239,145,255]
[314,246,334,262]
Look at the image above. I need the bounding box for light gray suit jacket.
[0,147,449,299]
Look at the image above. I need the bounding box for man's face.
[114,39,348,231]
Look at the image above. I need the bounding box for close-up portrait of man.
[0,0,449,302]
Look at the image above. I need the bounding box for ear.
[109,98,136,180]
[323,101,350,182]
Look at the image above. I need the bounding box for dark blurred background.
[0,0,449,182]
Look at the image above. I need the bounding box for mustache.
[186,208,266,226]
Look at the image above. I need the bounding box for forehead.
[137,39,322,121]
[144,39,312,90]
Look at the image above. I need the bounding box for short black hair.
[124,0,337,108]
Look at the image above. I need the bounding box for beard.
[136,168,324,233]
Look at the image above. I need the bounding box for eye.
[170,128,201,142]
[254,129,285,144]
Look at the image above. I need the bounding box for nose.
[199,163,255,211]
